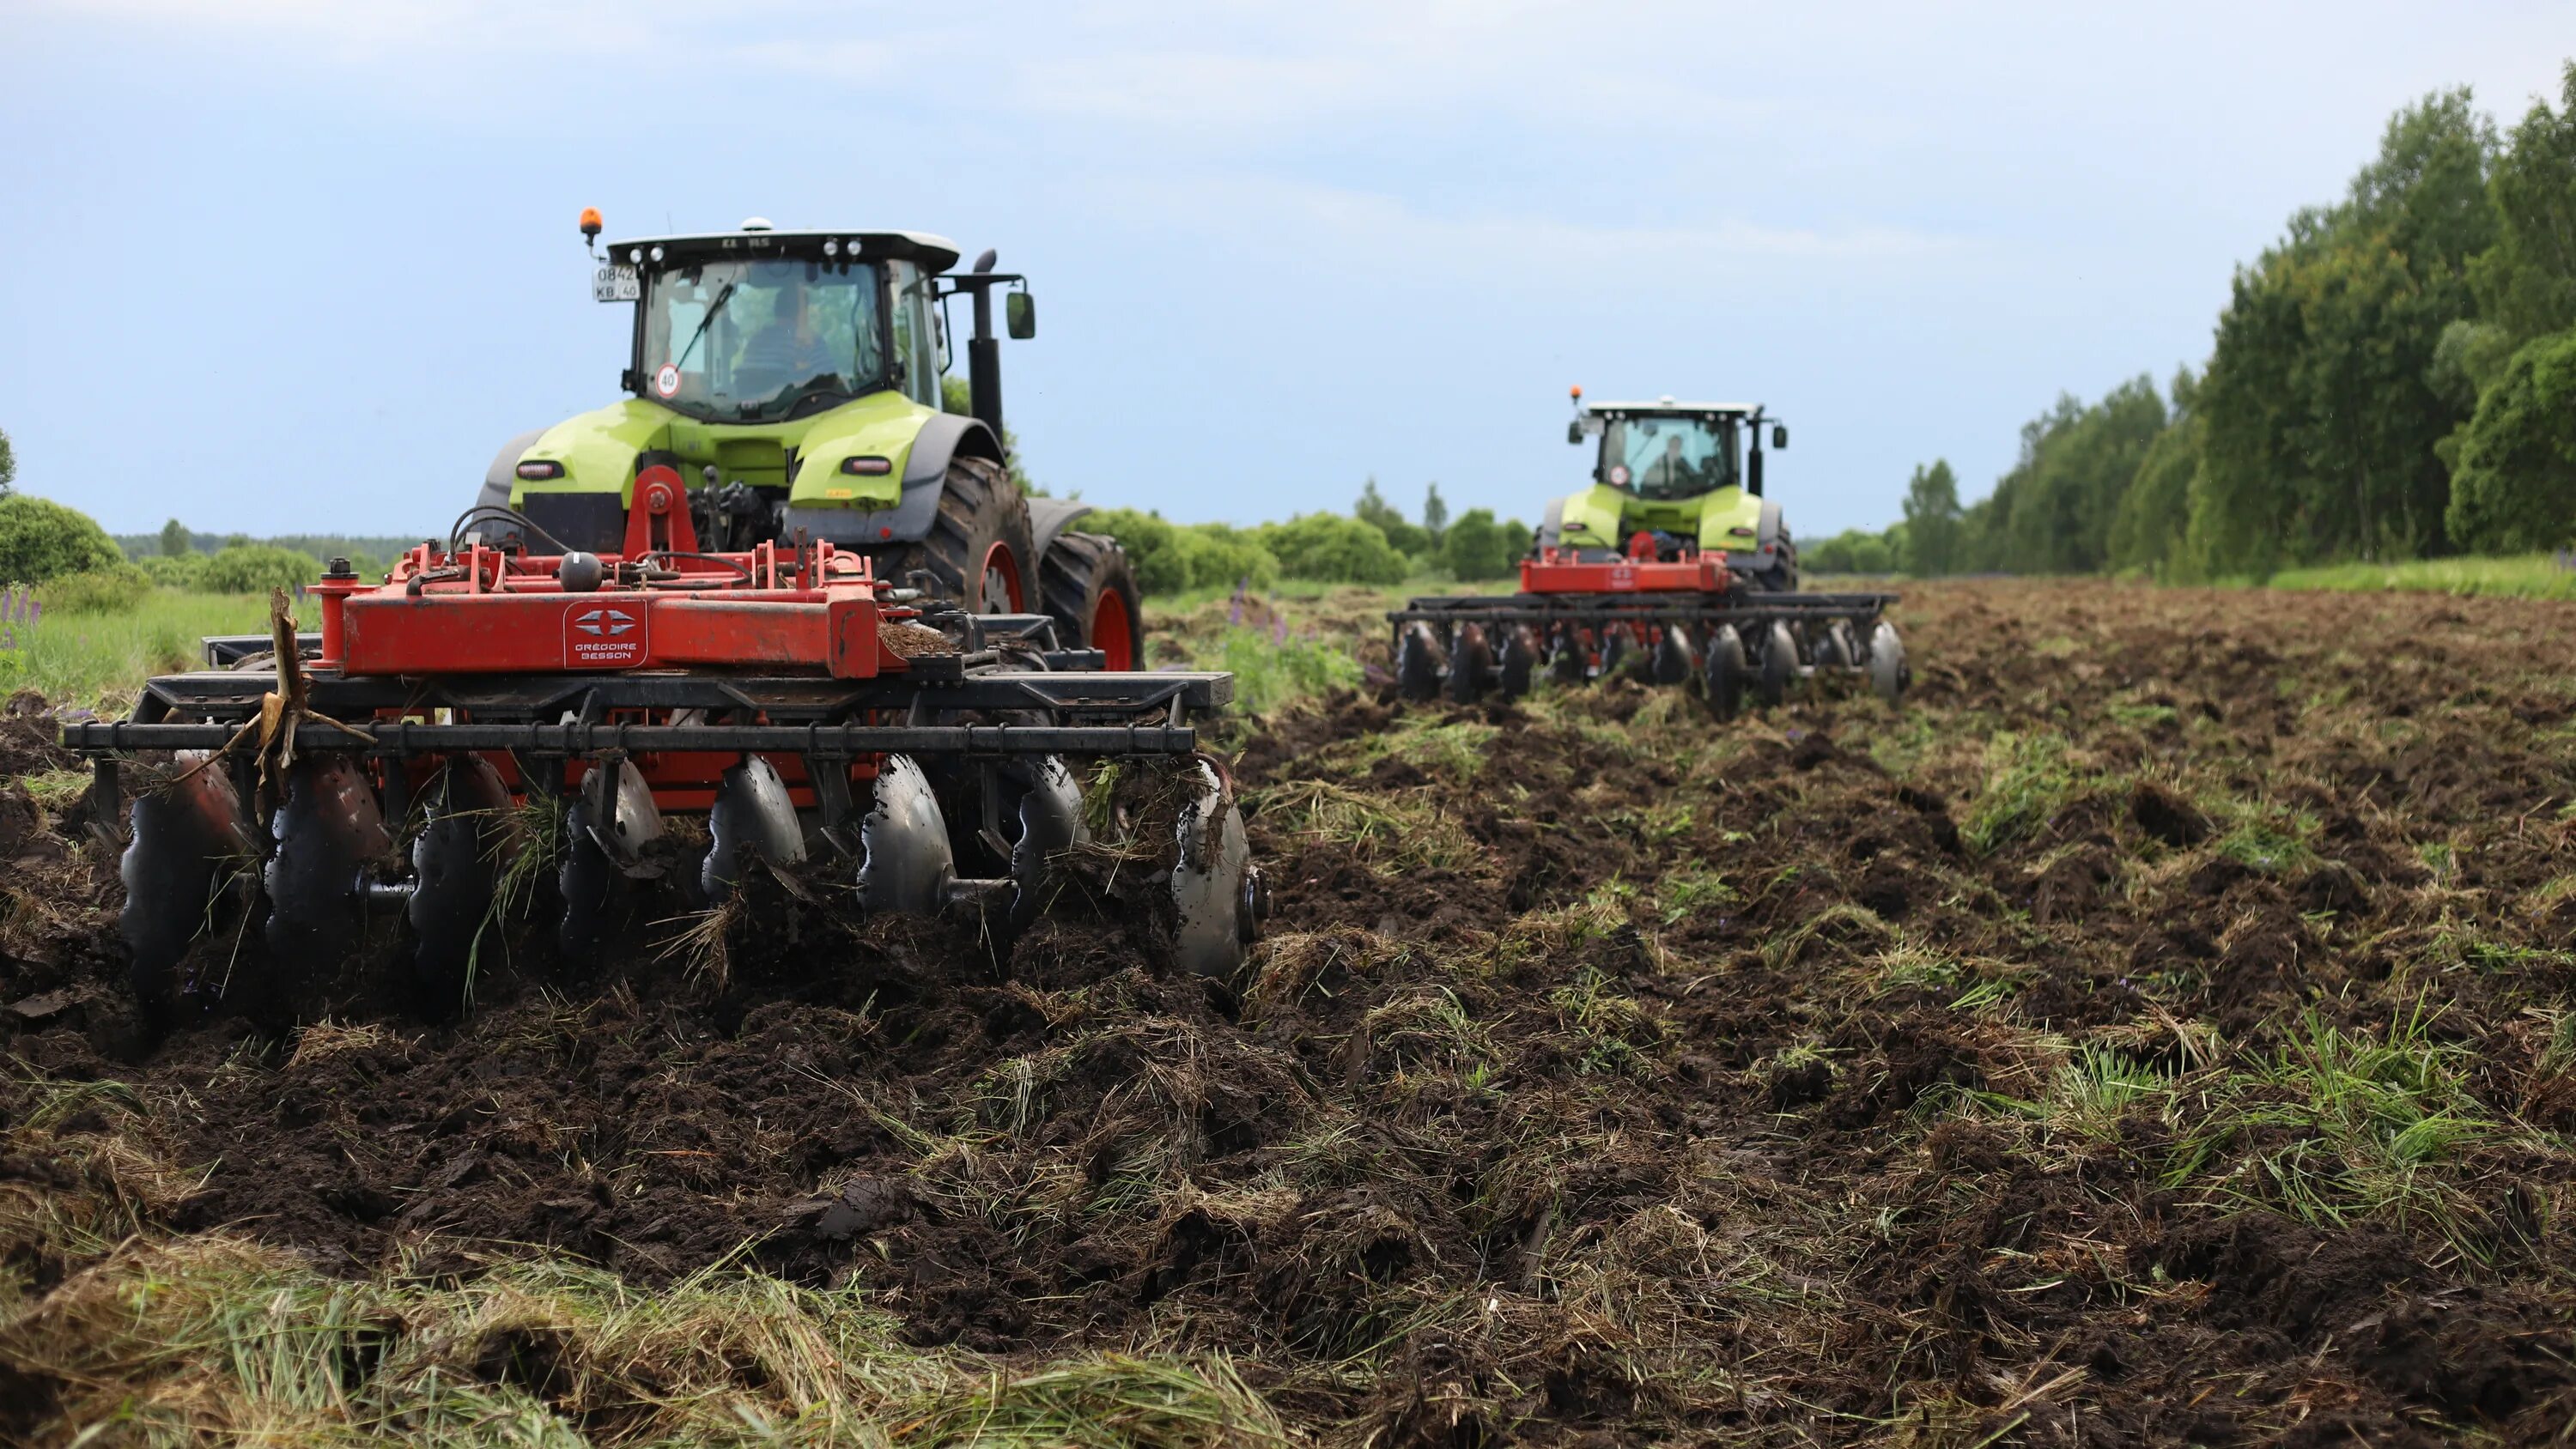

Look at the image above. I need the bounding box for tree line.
[1090,479,1529,593]
[1808,64,2576,579]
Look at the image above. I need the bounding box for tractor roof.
[1583,400,1763,418]
[601,227,963,274]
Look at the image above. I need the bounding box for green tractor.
[1542,391,1798,591]
[471,211,1141,666]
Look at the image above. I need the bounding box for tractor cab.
[487,215,1038,566]
[1544,391,1798,590]
[592,224,981,421]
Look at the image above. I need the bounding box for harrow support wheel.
[1869,621,1909,703]
[409,755,515,1016]
[1755,621,1797,711]
[1498,626,1540,702]
[1703,624,1748,721]
[1395,622,1443,702]
[120,755,257,1015]
[1444,624,1494,704]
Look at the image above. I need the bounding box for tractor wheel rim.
[1091,588,1136,670]
[977,543,1024,614]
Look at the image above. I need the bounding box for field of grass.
[9,578,2576,1442]
[6,590,311,711]
[2258,552,2576,599]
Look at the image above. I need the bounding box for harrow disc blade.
[1817,621,1856,670]
[1498,627,1540,702]
[121,755,256,1013]
[560,757,657,964]
[410,755,513,1015]
[1170,757,1259,979]
[1755,621,1798,710]
[1004,755,1086,937]
[578,757,663,864]
[702,755,807,901]
[1869,621,1909,702]
[556,814,615,964]
[1547,625,1586,687]
[858,754,957,916]
[1395,623,1443,703]
[1651,623,1698,687]
[1703,624,1748,721]
[1444,624,1493,705]
[264,755,392,967]
[1599,626,1631,680]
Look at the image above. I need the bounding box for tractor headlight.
[516,460,566,481]
[841,456,893,476]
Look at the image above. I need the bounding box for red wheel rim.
[1091,588,1135,670]
[977,543,1024,614]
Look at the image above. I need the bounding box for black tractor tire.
[1740,530,1800,593]
[1040,530,1145,668]
[879,457,1036,614]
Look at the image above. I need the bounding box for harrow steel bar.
[1388,591,1899,625]
[65,719,1201,757]
[128,669,1233,718]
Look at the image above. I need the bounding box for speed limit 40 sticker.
[653,363,682,397]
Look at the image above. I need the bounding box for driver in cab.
[731,278,830,400]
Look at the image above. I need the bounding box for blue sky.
[2,2,2567,540]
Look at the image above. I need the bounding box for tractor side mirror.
[1772,424,1789,450]
[1005,292,1036,340]
[1567,421,1583,445]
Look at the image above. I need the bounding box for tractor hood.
[509,393,945,512]
[1548,484,1783,571]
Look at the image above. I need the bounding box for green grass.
[2259,553,2576,600]
[8,589,312,709]
[2,1233,1286,1447]
[1961,731,2080,854]
[2167,1009,2499,1253]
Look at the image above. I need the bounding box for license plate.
[592,263,641,302]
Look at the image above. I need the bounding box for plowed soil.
[9,579,2576,1445]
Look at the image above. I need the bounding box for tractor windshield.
[1601,414,1740,500]
[640,258,888,421]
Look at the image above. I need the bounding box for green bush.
[1084,508,1280,595]
[1806,527,1899,574]
[41,565,153,615]
[138,553,210,589]
[1257,513,1410,585]
[200,543,322,595]
[0,494,121,585]
[1439,508,1526,580]
[2444,328,2576,552]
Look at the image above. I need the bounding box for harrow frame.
[69,519,1262,1018]
[1388,547,1906,713]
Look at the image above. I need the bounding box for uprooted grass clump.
[7,579,2576,1444]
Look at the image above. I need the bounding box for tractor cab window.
[1601,415,1739,500]
[640,258,888,421]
